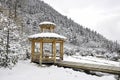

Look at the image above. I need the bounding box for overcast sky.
[42,0,120,43]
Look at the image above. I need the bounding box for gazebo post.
[39,41,43,65]
[31,40,35,62]
[53,41,56,63]
[41,28,43,32]
[52,43,53,57]
[60,41,64,60]
[50,27,54,32]
[50,27,52,32]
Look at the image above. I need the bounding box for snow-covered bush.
[64,47,76,56]
[18,49,30,60]
[0,51,18,68]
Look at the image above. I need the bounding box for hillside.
[0,0,120,60]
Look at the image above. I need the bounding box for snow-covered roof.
[39,21,56,26]
[28,32,67,40]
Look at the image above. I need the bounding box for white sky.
[42,0,120,43]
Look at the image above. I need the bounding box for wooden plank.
[29,38,65,43]
[55,61,120,75]
[42,57,54,61]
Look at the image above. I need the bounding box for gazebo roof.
[39,21,56,26]
[39,21,56,30]
[28,32,67,41]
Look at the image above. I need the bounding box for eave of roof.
[28,32,67,41]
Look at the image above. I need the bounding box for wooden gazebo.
[28,21,66,64]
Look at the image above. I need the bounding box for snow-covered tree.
[0,28,18,68]
[0,12,18,68]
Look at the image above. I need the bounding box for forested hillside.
[0,0,120,61]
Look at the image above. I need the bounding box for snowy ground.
[0,60,117,80]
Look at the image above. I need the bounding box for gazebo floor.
[32,58,61,64]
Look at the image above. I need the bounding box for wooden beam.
[42,40,63,43]
[29,38,64,43]
[39,41,43,65]
[42,57,54,61]
[31,41,35,62]
[60,41,64,60]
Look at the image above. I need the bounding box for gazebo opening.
[28,21,67,64]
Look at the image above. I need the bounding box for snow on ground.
[64,55,120,67]
[0,60,116,80]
